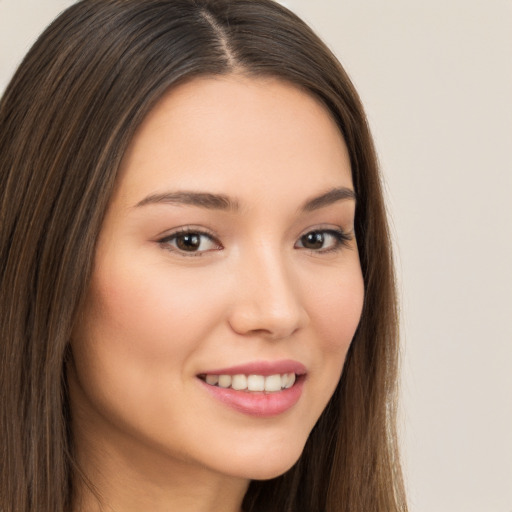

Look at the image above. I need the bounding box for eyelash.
[295,229,353,254]
[158,227,221,257]
[158,227,353,257]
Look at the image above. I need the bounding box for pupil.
[177,234,200,251]
[303,232,324,249]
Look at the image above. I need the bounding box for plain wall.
[1,1,511,511]
[285,2,512,512]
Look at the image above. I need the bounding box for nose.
[227,248,309,340]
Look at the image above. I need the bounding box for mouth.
[196,360,306,417]
[197,372,299,392]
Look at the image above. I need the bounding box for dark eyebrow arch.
[135,186,355,212]
[300,187,356,212]
[135,191,239,211]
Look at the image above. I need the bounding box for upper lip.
[199,359,307,377]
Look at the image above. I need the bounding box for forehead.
[116,74,352,206]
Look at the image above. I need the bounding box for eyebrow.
[300,186,356,212]
[134,186,356,212]
[135,191,239,211]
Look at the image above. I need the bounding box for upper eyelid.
[157,225,353,248]
[296,228,352,245]
[158,229,222,257]
[297,225,353,239]
[157,226,219,242]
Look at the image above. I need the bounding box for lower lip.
[199,377,305,417]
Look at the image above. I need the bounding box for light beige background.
[1,1,511,511]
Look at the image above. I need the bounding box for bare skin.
[69,75,364,511]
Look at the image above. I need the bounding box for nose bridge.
[228,241,308,339]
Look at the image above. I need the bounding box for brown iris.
[300,232,324,250]
[175,233,201,251]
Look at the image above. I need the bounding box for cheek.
[302,261,364,404]
[84,259,223,364]
[69,258,228,439]
[310,268,365,353]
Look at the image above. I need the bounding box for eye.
[159,229,222,255]
[295,229,352,253]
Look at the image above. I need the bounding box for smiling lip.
[201,359,307,377]
[198,359,306,417]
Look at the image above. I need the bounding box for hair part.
[0,1,407,511]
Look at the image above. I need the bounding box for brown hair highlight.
[0,1,407,511]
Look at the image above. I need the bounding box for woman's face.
[69,75,364,484]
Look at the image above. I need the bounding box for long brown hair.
[0,1,407,510]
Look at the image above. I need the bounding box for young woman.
[0,1,407,511]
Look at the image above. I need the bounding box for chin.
[247,460,299,481]
[217,440,306,481]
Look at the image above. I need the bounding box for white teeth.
[205,374,219,386]
[247,374,265,391]
[284,373,296,389]
[218,375,232,388]
[203,372,298,392]
[231,374,247,390]
[264,374,282,392]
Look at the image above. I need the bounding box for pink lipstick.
[197,359,306,417]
